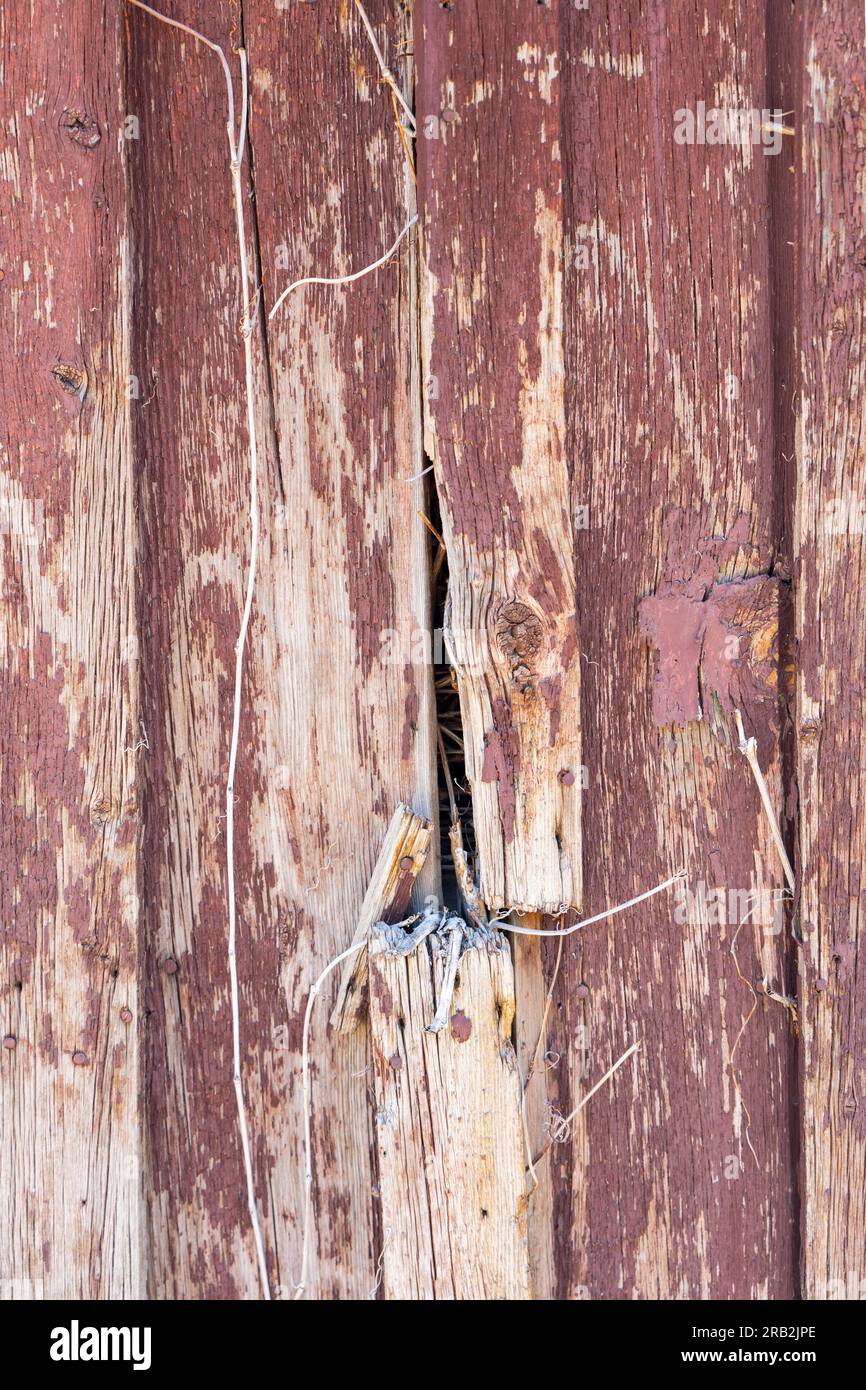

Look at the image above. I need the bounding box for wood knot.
[495,600,543,691]
[89,795,114,826]
[52,361,88,402]
[60,110,101,149]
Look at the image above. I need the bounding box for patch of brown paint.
[449,1010,472,1043]
[370,972,394,1021]
[480,699,520,844]
[638,589,706,725]
[640,574,791,746]
[341,487,396,677]
[539,675,563,746]
[401,662,419,761]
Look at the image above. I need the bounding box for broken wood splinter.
[330,805,433,1033]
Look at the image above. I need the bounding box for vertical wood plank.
[796,0,866,1302]
[128,0,437,1297]
[369,931,530,1299]
[127,1,271,1299]
[559,0,798,1298]
[416,0,581,917]
[246,0,438,1301]
[0,1,142,1298]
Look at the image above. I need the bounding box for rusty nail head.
[558,769,575,786]
[388,1052,403,1070]
[163,957,178,975]
[72,1051,88,1066]
[399,856,414,870]
[2,1035,17,1050]
[815,978,829,991]
[120,1007,133,1024]
[575,984,590,999]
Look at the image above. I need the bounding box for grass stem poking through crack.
[353,0,417,135]
[532,1041,642,1170]
[733,708,796,894]
[125,0,270,1303]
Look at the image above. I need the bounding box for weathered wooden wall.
[1,0,143,1298]
[1,0,864,1301]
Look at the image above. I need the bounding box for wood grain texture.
[125,0,438,1298]
[331,804,432,1035]
[126,0,269,1299]
[245,0,438,1300]
[416,0,581,916]
[369,927,530,1299]
[796,0,866,1302]
[4,0,865,1304]
[0,1,142,1298]
[556,0,798,1298]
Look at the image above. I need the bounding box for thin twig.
[520,1085,540,1195]
[531,1041,642,1169]
[436,729,457,824]
[525,937,564,1093]
[733,709,796,894]
[390,87,416,180]
[490,870,686,938]
[125,0,271,1303]
[353,0,417,132]
[268,215,418,321]
[126,0,236,138]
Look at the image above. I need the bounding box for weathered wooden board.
[126,0,268,1299]
[244,0,438,1300]
[4,0,864,1305]
[0,1,143,1298]
[416,0,581,918]
[369,928,530,1299]
[796,0,866,1302]
[127,0,437,1298]
[557,0,798,1297]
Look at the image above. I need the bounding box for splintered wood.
[416,0,581,915]
[368,928,530,1299]
[330,805,433,1033]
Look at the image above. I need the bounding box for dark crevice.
[423,477,475,908]
[766,0,804,1301]
[235,1,285,507]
